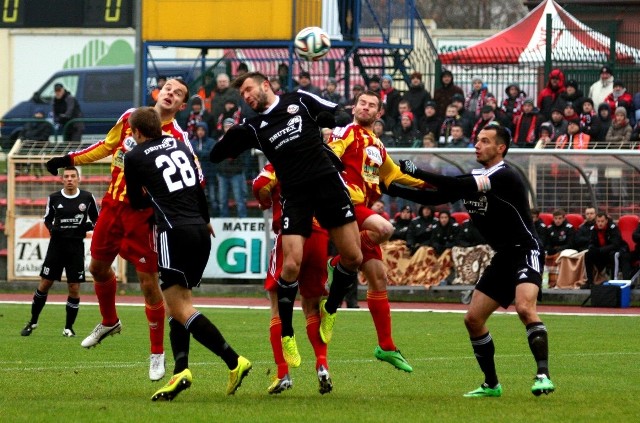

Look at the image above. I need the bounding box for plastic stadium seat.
[451,212,470,224]
[618,214,639,252]
[565,213,584,228]
[538,213,553,226]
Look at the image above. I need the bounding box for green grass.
[1,303,639,422]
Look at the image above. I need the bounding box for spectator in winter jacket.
[546,209,575,255]
[214,98,241,138]
[417,100,442,139]
[450,93,474,137]
[438,104,461,146]
[52,83,83,141]
[585,212,631,286]
[512,98,541,148]
[470,105,495,143]
[562,102,580,123]
[320,78,347,109]
[559,79,585,111]
[588,65,615,108]
[537,69,566,120]
[464,76,491,119]
[189,122,218,215]
[547,107,568,141]
[373,119,395,147]
[484,94,512,130]
[433,70,464,119]
[605,107,632,148]
[380,74,401,125]
[16,108,53,141]
[429,210,459,256]
[390,205,414,241]
[579,98,602,141]
[501,83,527,124]
[447,124,472,148]
[595,103,613,144]
[185,95,214,139]
[534,122,555,149]
[555,119,590,149]
[454,218,487,248]
[406,205,438,254]
[401,71,432,121]
[604,80,634,124]
[393,112,422,147]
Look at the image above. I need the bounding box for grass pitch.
[1,302,639,422]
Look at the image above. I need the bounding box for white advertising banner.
[13,217,272,280]
[205,218,273,279]
[13,217,118,278]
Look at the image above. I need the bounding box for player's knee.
[341,249,363,271]
[463,312,483,332]
[89,261,111,281]
[378,220,395,242]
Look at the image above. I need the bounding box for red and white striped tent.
[439,0,640,65]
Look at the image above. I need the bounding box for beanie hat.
[223,118,236,126]
[191,95,203,106]
[369,75,381,83]
[425,100,437,109]
[613,79,624,87]
[582,98,594,107]
[299,71,311,79]
[565,80,578,90]
[600,65,613,75]
[471,75,483,83]
[381,74,393,82]
[598,103,611,113]
[401,111,414,122]
[523,98,535,106]
[615,106,627,117]
[195,121,209,132]
[451,93,465,103]
[374,119,385,128]
[481,105,493,114]
[441,70,453,78]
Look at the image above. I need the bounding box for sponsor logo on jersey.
[365,146,383,165]
[123,136,137,152]
[268,115,303,144]
[287,105,299,114]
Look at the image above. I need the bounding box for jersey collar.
[261,96,280,115]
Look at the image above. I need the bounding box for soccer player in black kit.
[123,107,251,401]
[390,122,555,397]
[20,166,99,337]
[210,72,363,372]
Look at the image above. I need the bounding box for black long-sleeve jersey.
[210,90,340,195]
[43,189,99,239]
[391,161,542,252]
[124,136,209,232]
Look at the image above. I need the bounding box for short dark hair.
[355,90,382,111]
[167,78,189,101]
[129,107,162,139]
[232,71,268,89]
[63,166,79,176]
[552,208,566,217]
[481,121,512,157]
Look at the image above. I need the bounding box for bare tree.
[416,0,527,29]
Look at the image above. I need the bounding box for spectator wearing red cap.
[537,69,566,121]
[392,111,421,147]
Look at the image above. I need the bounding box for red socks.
[94,275,118,326]
[269,317,289,378]
[306,314,328,370]
[367,290,396,351]
[145,301,165,354]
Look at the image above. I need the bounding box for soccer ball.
[294,27,331,61]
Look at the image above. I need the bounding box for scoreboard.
[0,0,133,28]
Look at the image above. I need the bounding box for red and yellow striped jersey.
[69,108,188,202]
[328,123,426,207]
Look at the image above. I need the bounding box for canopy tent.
[439,0,640,65]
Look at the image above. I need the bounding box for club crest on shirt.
[78,203,87,212]
[287,105,299,114]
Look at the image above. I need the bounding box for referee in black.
[20,166,99,337]
[124,107,251,401]
[390,122,555,397]
[210,72,363,361]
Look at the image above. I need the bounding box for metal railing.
[385,148,640,220]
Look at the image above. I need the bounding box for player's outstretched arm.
[385,182,461,206]
[210,125,254,163]
[399,160,479,195]
[45,155,72,176]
